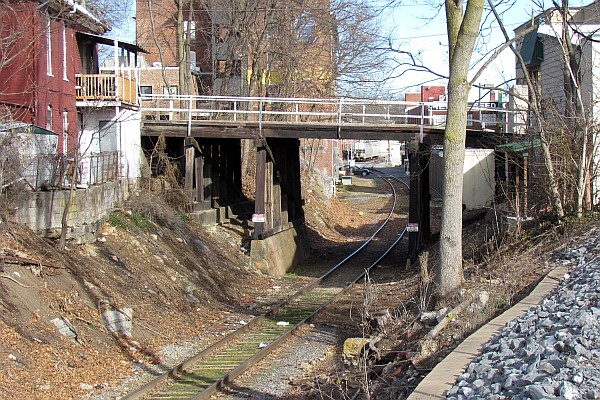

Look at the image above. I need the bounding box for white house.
[513,1,600,205]
[76,35,145,187]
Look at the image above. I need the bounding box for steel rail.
[122,173,408,400]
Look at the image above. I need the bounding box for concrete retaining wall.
[250,223,311,277]
[11,179,129,243]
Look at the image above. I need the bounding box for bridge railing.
[139,94,522,133]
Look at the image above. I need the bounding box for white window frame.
[62,110,68,133]
[163,86,178,98]
[481,112,497,125]
[62,21,68,81]
[183,20,196,40]
[62,110,68,154]
[46,105,53,131]
[46,13,52,76]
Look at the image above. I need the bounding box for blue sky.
[384,0,592,93]
[104,0,593,96]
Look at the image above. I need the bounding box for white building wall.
[429,148,495,210]
[78,108,141,185]
[118,109,142,180]
[538,33,568,110]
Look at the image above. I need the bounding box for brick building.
[136,0,341,196]
[136,0,336,98]
[0,0,108,154]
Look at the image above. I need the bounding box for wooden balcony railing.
[76,73,137,106]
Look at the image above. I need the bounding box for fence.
[4,152,120,191]
[139,94,518,134]
[76,73,137,106]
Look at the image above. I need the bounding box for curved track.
[122,170,409,400]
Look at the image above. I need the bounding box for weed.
[126,211,154,231]
[179,213,191,223]
[108,213,128,229]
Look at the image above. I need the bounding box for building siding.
[0,2,104,155]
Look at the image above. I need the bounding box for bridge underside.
[142,120,505,275]
[142,132,310,276]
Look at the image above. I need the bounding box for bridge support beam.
[183,138,246,216]
[251,138,309,276]
[408,143,431,262]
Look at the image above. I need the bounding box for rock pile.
[448,230,600,400]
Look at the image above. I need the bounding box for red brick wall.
[0,2,103,154]
[421,86,446,101]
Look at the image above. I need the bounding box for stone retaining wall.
[11,179,130,243]
[250,223,311,277]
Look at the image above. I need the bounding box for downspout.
[113,39,119,102]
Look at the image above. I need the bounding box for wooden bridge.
[140,95,519,275]
[140,94,515,143]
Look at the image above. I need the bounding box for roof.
[42,0,109,34]
[496,139,541,156]
[520,28,544,67]
[76,32,149,54]
[0,122,58,136]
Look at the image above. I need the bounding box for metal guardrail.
[11,152,120,191]
[139,94,526,134]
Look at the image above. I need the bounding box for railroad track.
[122,170,409,400]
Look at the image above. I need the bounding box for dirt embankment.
[0,175,593,400]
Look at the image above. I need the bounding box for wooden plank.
[195,155,204,202]
[185,146,195,201]
[265,160,274,233]
[280,191,288,225]
[289,139,303,220]
[272,178,282,229]
[408,144,421,262]
[211,145,221,207]
[408,144,432,262]
[254,147,267,240]
[204,153,213,205]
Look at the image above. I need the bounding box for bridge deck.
[139,94,516,144]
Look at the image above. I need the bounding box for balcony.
[76,72,138,107]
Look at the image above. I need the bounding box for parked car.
[345,165,371,176]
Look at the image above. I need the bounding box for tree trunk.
[58,155,79,251]
[437,0,484,298]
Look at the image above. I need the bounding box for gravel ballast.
[447,228,600,400]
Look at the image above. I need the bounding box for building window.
[98,120,117,152]
[467,113,474,127]
[296,12,316,45]
[216,59,242,78]
[63,110,68,154]
[63,110,68,133]
[481,113,497,125]
[46,105,53,131]
[183,20,196,40]
[163,86,178,97]
[140,86,152,95]
[62,21,68,81]
[46,14,52,76]
[433,114,447,126]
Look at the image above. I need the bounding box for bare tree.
[436,0,484,298]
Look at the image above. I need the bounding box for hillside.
[0,174,377,399]
[0,177,594,399]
